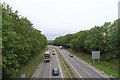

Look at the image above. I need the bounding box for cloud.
[2,0,119,40]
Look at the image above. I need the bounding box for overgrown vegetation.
[18,47,47,78]
[2,3,47,78]
[53,19,119,77]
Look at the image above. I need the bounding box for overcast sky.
[2,0,119,40]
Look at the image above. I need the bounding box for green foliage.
[2,3,47,78]
[70,30,88,51]
[53,19,119,64]
[47,40,53,45]
[53,34,74,48]
[84,26,104,52]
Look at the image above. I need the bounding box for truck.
[44,51,50,62]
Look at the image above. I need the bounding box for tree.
[53,19,119,63]
[2,3,47,78]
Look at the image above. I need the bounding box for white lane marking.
[56,51,63,78]
[59,50,83,79]
[71,58,93,77]
[86,72,92,77]
[63,49,108,78]
[75,57,107,78]
[83,69,92,77]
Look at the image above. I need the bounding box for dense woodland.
[53,19,119,64]
[2,4,47,78]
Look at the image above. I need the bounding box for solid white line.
[71,58,94,78]
[62,49,108,78]
[56,51,63,78]
[60,51,83,79]
[75,57,107,78]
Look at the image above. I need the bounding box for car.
[52,68,59,76]
[52,52,55,55]
[69,54,73,57]
[52,50,54,52]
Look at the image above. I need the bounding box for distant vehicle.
[52,68,59,76]
[52,50,54,52]
[59,46,62,49]
[69,54,73,57]
[44,51,50,62]
[52,52,55,55]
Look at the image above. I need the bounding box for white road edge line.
[59,50,83,79]
[69,54,94,78]
[64,49,108,78]
[56,51,63,78]
[74,61,94,77]
[76,57,107,78]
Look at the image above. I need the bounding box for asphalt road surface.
[55,46,111,79]
[33,46,63,78]
[33,45,112,79]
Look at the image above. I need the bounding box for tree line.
[2,4,47,78]
[53,19,119,63]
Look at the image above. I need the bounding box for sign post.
[92,51,100,63]
[21,73,26,78]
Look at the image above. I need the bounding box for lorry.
[44,51,50,62]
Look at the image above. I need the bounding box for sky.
[2,0,119,40]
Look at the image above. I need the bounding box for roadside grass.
[67,49,118,78]
[18,47,47,78]
[54,47,77,80]
[92,62,118,77]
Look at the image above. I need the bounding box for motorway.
[32,45,111,79]
[33,46,63,78]
[55,46,111,79]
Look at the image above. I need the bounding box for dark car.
[52,50,54,52]
[52,68,59,76]
[69,54,73,57]
[52,52,55,55]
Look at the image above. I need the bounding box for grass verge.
[18,47,47,78]
[54,47,77,79]
[67,49,118,78]
[55,48,69,78]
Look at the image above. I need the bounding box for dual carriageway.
[32,45,112,80]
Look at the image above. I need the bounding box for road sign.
[21,74,26,78]
[92,51,100,59]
